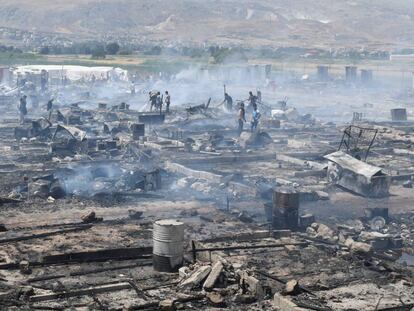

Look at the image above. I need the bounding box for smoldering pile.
[23,163,161,200]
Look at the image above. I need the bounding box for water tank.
[317,65,329,82]
[345,66,357,82]
[391,108,407,121]
[153,219,184,272]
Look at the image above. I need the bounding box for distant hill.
[0,0,414,49]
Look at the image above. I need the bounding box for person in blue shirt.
[251,107,261,132]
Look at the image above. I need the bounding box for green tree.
[91,45,106,59]
[144,46,162,55]
[39,46,50,55]
[106,42,120,55]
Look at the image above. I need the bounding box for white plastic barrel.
[153,219,184,272]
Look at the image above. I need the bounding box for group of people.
[223,90,263,136]
[230,90,262,136]
[149,91,171,113]
[17,87,260,137]
[237,101,261,136]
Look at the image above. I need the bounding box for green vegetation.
[0,52,41,66]
[105,42,120,55]
[137,58,199,73]
[0,51,208,75]
[209,46,248,64]
[0,50,409,78]
[39,46,50,55]
[91,45,106,59]
[144,46,162,56]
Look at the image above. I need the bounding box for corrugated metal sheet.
[324,151,383,180]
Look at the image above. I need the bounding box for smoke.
[110,69,409,126]
[54,163,124,197]
[10,59,409,126]
[132,64,271,113]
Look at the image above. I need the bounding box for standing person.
[164,91,171,113]
[18,95,28,124]
[156,92,163,114]
[224,92,233,111]
[251,107,261,132]
[47,98,54,121]
[149,91,157,111]
[237,103,246,136]
[248,91,258,111]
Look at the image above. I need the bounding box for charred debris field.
[0,63,413,310]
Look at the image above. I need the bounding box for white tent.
[13,65,128,82]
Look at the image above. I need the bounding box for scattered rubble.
[0,60,413,310]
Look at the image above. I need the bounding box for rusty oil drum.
[272,189,299,231]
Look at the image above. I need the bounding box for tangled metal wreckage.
[0,77,413,310]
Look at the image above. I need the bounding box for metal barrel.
[272,189,300,231]
[152,219,184,272]
[273,190,300,209]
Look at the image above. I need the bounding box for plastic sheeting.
[13,65,128,82]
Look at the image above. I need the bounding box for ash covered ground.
[0,63,413,310]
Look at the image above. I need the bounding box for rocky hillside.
[0,0,414,49]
